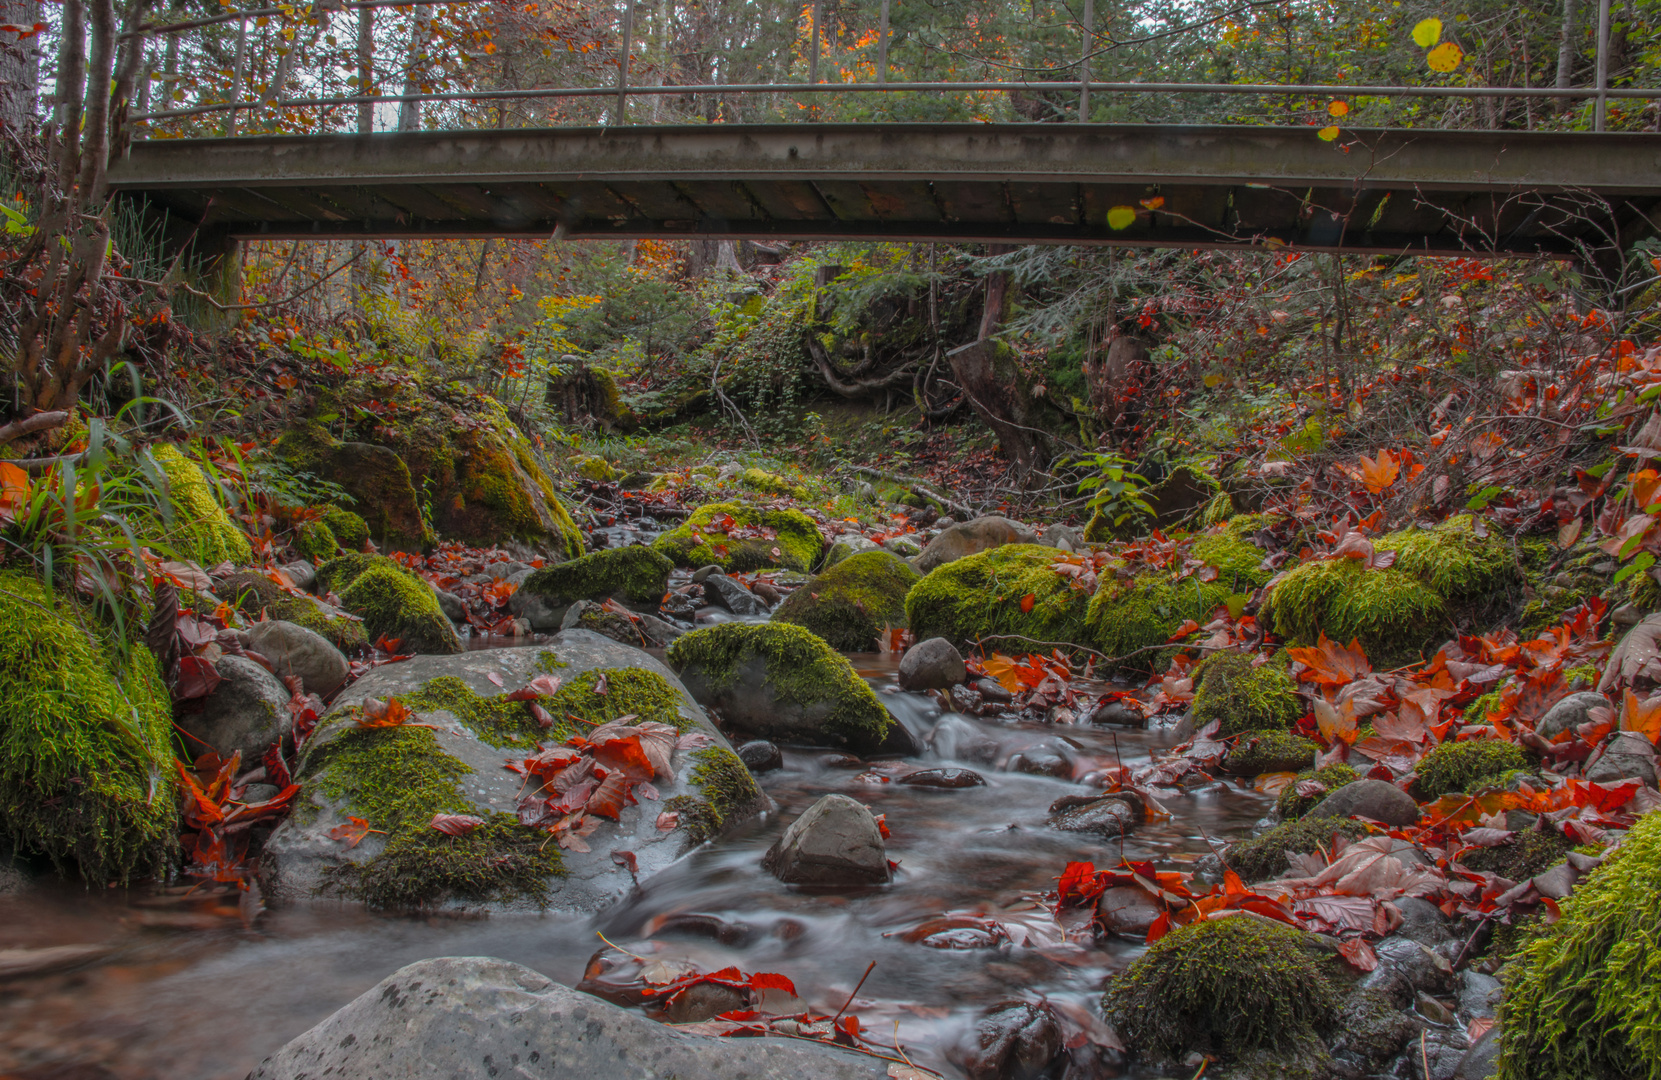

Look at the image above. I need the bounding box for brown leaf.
[430,813,484,836]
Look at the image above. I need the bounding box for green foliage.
[1073,452,1154,534]
[773,550,920,651]
[1267,558,1445,666]
[905,544,1092,651]
[1276,764,1360,819]
[652,501,824,572]
[516,545,673,608]
[1228,816,1375,883]
[1416,738,1531,799]
[1191,652,1302,737]
[338,565,462,655]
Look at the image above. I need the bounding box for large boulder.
[274,429,432,553]
[761,794,890,886]
[773,550,920,651]
[913,516,1037,575]
[176,654,292,762]
[261,630,766,911]
[509,546,674,631]
[652,502,825,572]
[249,957,888,1080]
[666,623,893,753]
[249,619,349,696]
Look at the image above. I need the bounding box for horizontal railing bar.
[123,0,437,38]
[131,78,1661,124]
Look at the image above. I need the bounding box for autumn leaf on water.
[430,813,484,836]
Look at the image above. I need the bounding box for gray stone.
[738,740,784,772]
[898,637,966,691]
[959,1001,1063,1080]
[279,560,317,592]
[913,515,1039,574]
[1363,935,1455,1005]
[1038,524,1085,552]
[1586,730,1658,785]
[975,678,1014,704]
[248,957,886,1080]
[761,794,890,886]
[1458,971,1501,1020]
[691,564,724,584]
[1094,883,1165,939]
[1007,740,1072,778]
[261,630,766,911]
[1453,1027,1501,1079]
[249,619,350,696]
[177,654,291,762]
[1418,1028,1471,1080]
[1307,778,1421,827]
[1394,896,1454,947]
[1535,691,1611,741]
[882,534,923,558]
[703,573,769,616]
[240,783,281,804]
[824,534,881,568]
[1088,699,1147,727]
[434,590,467,623]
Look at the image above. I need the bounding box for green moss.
[321,506,370,550]
[1228,815,1376,882]
[1465,690,1502,725]
[338,565,462,655]
[0,573,177,884]
[1085,574,1232,671]
[1191,652,1302,736]
[906,544,1092,651]
[402,675,560,746]
[1199,490,1235,528]
[1375,514,1517,600]
[217,570,368,653]
[690,746,763,823]
[315,552,399,595]
[662,794,722,848]
[1190,530,1275,590]
[1275,764,1360,819]
[574,455,619,482]
[1223,729,1319,775]
[294,519,337,561]
[1415,739,1531,798]
[1461,828,1574,879]
[1498,808,1661,1080]
[516,546,672,609]
[546,667,694,731]
[651,502,824,572]
[666,622,891,746]
[154,443,252,566]
[1266,558,1445,666]
[739,467,808,500]
[773,550,920,651]
[1103,916,1340,1064]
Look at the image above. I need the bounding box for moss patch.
[1498,808,1661,1080]
[338,565,462,655]
[154,443,252,566]
[1103,916,1340,1063]
[1276,764,1360,819]
[651,502,824,572]
[1228,815,1376,882]
[739,467,808,499]
[1267,557,1445,666]
[773,550,920,651]
[662,794,723,848]
[906,544,1092,651]
[218,570,369,653]
[690,745,763,824]
[1085,573,1232,672]
[1416,738,1531,799]
[322,506,370,550]
[1190,519,1277,590]
[1191,652,1302,737]
[315,552,399,595]
[516,545,673,609]
[1223,729,1319,775]
[1375,514,1517,600]
[294,519,337,561]
[1461,828,1574,880]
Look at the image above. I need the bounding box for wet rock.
[1363,936,1455,1006]
[949,683,982,714]
[1038,524,1085,553]
[1087,699,1147,727]
[434,589,467,622]
[650,913,756,947]
[872,718,922,757]
[1458,971,1501,1020]
[1453,1026,1500,1079]
[249,957,888,1080]
[1414,1027,1470,1080]
[691,564,724,584]
[817,752,864,769]
[177,654,291,761]
[663,982,750,1023]
[931,715,1000,765]
[1094,884,1165,939]
[240,783,280,804]
[1416,990,1457,1025]
[898,767,986,789]
[249,619,349,696]
[279,560,317,592]
[1330,987,1421,1075]
[1308,778,1421,827]
[1535,690,1611,741]
[914,516,1039,574]
[1394,896,1455,947]
[1048,794,1139,837]
[975,678,1014,704]
[738,740,784,772]
[663,591,699,621]
[1585,730,1658,785]
[508,547,674,631]
[751,580,781,606]
[761,794,890,886]
[703,573,769,616]
[1007,741,1072,778]
[959,1000,1063,1080]
[898,637,967,691]
[883,535,924,558]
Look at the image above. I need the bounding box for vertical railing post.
[1079,0,1093,121]
[877,0,889,84]
[356,3,373,132]
[1594,0,1611,130]
[809,0,821,85]
[225,14,247,135]
[616,0,635,123]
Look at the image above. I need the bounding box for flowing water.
[0,648,1272,1080]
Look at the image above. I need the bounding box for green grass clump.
[773,550,920,651]
[153,443,252,566]
[1375,514,1517,600]
[1416,738,1531,799]
[1103,916,1340,1063]
[907,544,1092,652]
[652,501,824,572]
[1223,729,1319,775]
[1275,764,1360,819]
[1228,815,1376,882]
[1267,557,1445,666]
[1498,808,1661,1080]
[515,545,672,608]
[1191,652,1302,736]
[338,565,462,654]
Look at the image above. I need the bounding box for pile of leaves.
[389,542,542,636]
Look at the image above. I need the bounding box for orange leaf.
[1620,689,1661,743]
[1632,468,1661,509]
[585,771,632,819]
[1357,449,1400,494]
[329,816,375,848]
[1314,695,1359,745]
[1287,633,1372,686]
[1019,593,1036,614]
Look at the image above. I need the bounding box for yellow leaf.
[1427,41,1463,72]
[1328,100,1349,117]
[1106,205,1137,231]
[1412,17,1442,47]
[981,653,1022,694]
[1254,771,1299,796]
[1203,373,1223,388]
[1318,126,1341,142]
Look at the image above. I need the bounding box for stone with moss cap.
[1190,514,1282,590]
[1266,557,1446,668]
[153,443,253,566]
[261,630,766,912]
[338,565,462,655]
[293,519,337,561]
[321,506,370,551]
[1191,651,1302,737]
[1415,738,1531,799]
[1276,763,1360,819]
[651,502,824,573]
[0,571,177,884]
[1374,514,1518,600]
[1228,815,1376,882]
[508,545,673,632]
[905,544,1091,653]
[217,571,369,654]
[738,467,808,500]
[1221,729,1318,776]
[666,622,893,753]
[1084,572,1232,673]
[773,550,920,651]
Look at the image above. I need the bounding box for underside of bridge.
[108,123,1661,257]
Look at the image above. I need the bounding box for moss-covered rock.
[1461,828,1574,879]
[738,467,808,500]
[1190,515,1281,590]
[1103,916,1340,1064]
[1275,764,1360,819]
[1266,557,1446,666]
[574,455,619,482]
[666,622,892,752]
[905,544,1091,651]
[1375,514,1518,600]
[1085,574,1231,672]
[1222,729,1319,775]
[652,502,824,572]
[773,550,920,651]
[509,546,673,632]
[1498,808,1661,1080]
[218,570,370,654]
[1228,815,1376,882]
[1191,652,1302,737]
[153,443,252,566]
[1416,738,1531,799]
[0,572,177,883]
[322,506,370,551]
[276,424,433,552]
[338,565,462,655]
[294,519,337,561]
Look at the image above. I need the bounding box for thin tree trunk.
[397,5,430,132]
[1556,0,1579,113]
[0,0,40,130]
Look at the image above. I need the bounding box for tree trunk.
[1556,0,1578,113]
[0,0,40,130]
[398,5,431,132]
[945,340,1056,475]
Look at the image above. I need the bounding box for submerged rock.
[1048,794,1139,837]
[178,654,291,762]
[761,793,890,886]
[958,1000,1063,1080]
[897,767,985,789]
[913,516,1038,574]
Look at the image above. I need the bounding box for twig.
[595,931,645,959]
[831,961,876,1023]
[0,410,69,446]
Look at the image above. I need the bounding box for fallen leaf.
[430,813,484,836]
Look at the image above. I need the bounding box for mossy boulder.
[905,544,1091,652]
[1460,828,1574,880]
[1266,557,1446,667]
[216,570,370,654]
[773,551,920,651]
[275,425,433,552]
[338,565,463,655]
[0,572,177,883]
[1375,514,1518,600]
[315,552,398,595]
[1498,807,1661,1080]
[262,630,765,910]
[322,506,370,551]
[651,502,824,572]
[1190,514,1280,590]
[1084,573,1232,672]
[153,443,252,566]
[508,546,674,632]
[1103,916,1340,1065]
[573,455,619,483]
[738,467,808,500]
[666,623,893,753]
[1228,815,1375,882]
[1415,738,1531,799]
[1191,652,1302,737]
[1222,729,1319,775]
[1276,764,1360,819]
[294,519,337,561]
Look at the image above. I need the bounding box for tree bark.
[1556,0,1578,113]
[0,0,39,130]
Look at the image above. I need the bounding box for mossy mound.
[1190,516,1280,590]
[315,552,399,595]
[153,443,252,566]
[293,519,337,561]
[275,422,433,552]
[1266,557,1445,666]
[322,506,370,551]
[738,467,808,500]
[1498,808,1661,1080]
[0,572,177,883]
[218,570,369,654]
[651,502,824,572]
[1085,574,1232,672]
[515,545,673,610]
[573,455,618,482]
[1461,828,1575,880]
[401,666,693,749]
[1191,652,1302,737]
[1223,729,1319,775]
[1416,738,1531,799]
[1103,916,1340,1063]
[773,550,920,651]
[1228,815,1376,882]
[338,565,462,655]
[1276,764,1360,819]
[905,544,1091,651]
[666,622,892,750]
[1375,514,1517,600]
